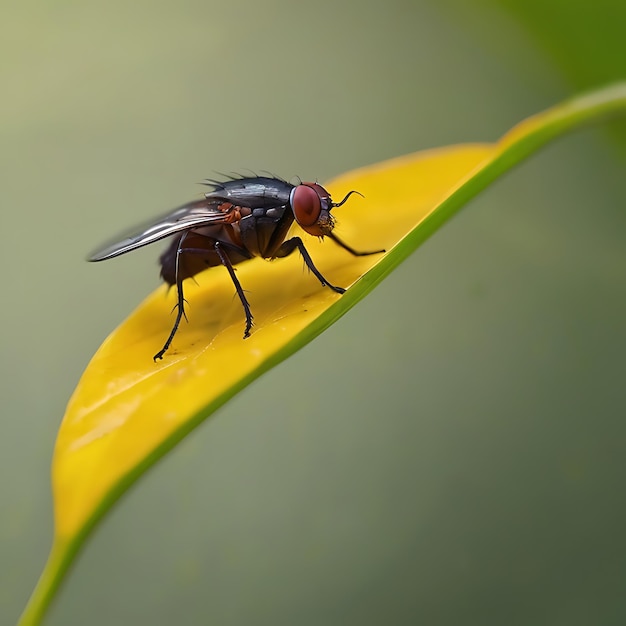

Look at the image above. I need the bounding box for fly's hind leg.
[214,242,254,338]
[274,237,345,294]
[155,237,254,359]
[154,234,190,361]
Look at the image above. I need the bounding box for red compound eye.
[304,183,331,205]
[290,184,322,228]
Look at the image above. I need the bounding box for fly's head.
[290,183,362,237]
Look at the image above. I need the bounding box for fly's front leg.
[328,232,386,257]
[274,237,345,294]
[214,242,254,338]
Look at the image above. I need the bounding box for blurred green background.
[2,1,625,624]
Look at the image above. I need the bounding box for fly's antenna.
[332,190,364,208]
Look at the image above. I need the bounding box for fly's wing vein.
[89,199,235,261]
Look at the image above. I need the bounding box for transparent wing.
[89,199,232,261]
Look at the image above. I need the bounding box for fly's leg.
[274,237,345,294]
[153,279,187,361]
[154,234,190,361]
[327,232,386,256]
[155,237,253,358]
[214,242,254,338]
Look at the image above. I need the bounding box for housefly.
[89,175,384,360]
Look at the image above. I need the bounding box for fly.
[89,175,384,360]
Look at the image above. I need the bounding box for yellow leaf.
[19,83,626,626]
[54,144,493,539]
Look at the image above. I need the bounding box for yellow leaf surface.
[20,83,626,626]
[53,144,493,538]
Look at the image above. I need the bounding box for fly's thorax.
[204,177,294,209]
